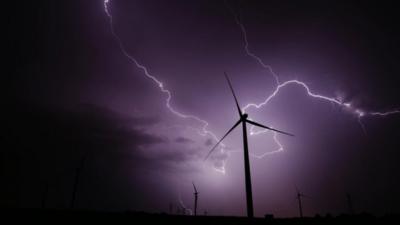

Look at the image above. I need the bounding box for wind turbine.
[192,182,199,216]
[70,152,88,209]
[295,186,310,218]
[346,193,354,215]
[205,73,294,218]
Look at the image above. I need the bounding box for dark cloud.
[209,150,228,170]
[2,102,172,208]
[75,103,161,128]
[204,138,213,147]
[174,136,194,144]
[159,148,201,163]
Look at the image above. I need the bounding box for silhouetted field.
[2,209,398,224]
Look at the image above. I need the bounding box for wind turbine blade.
[204,119,242,160]
[224,72,242,116]
[245,119,295,137]
[192,182,198,193]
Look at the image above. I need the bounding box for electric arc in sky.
[103,0,400,170]
[103,0,228,173]
[227,2,400,154]
[228,5,400,143]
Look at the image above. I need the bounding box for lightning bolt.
[178,193,193,215]
[226,2,400,157]
[228,130,283,158]
[104,0,399,167]
[225,4,280,87]
[103,0,228,173]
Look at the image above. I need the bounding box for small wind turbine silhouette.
[346,193,354,215]
[192,182,199,216]
[295,186,310,218]
[205,73,294,218]
[70,152,88,209]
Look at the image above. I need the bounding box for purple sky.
[9,0,400,217]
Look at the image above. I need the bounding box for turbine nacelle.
[204,73,294,161]
[204,73,295,218]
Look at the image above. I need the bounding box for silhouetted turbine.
[70,152,88,209]
[205,73,294,218]
[295,186,310,218]
[42,180,49,209]
[346,193,354,215]
[192,182,199,216]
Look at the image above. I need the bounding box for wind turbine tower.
[296,187,309,218]
[346,193,354,215]
[206,73,294,218]
[70,152,88,209]
[192,182,199,216]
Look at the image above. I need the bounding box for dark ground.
[2,209,398,224]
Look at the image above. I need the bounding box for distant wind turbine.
[192,182,199,216]
[296,186,310,218]
[346,193,354,215]
[205,73,294,218]
[70,152,88,209]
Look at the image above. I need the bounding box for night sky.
[8,0,400,217]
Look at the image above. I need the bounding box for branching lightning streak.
[228,130,283,158]
[227,3,400,157]
[104,0,399,165]
[226,3,280,86]
[178,193,193,215]
[104,0,227,173]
